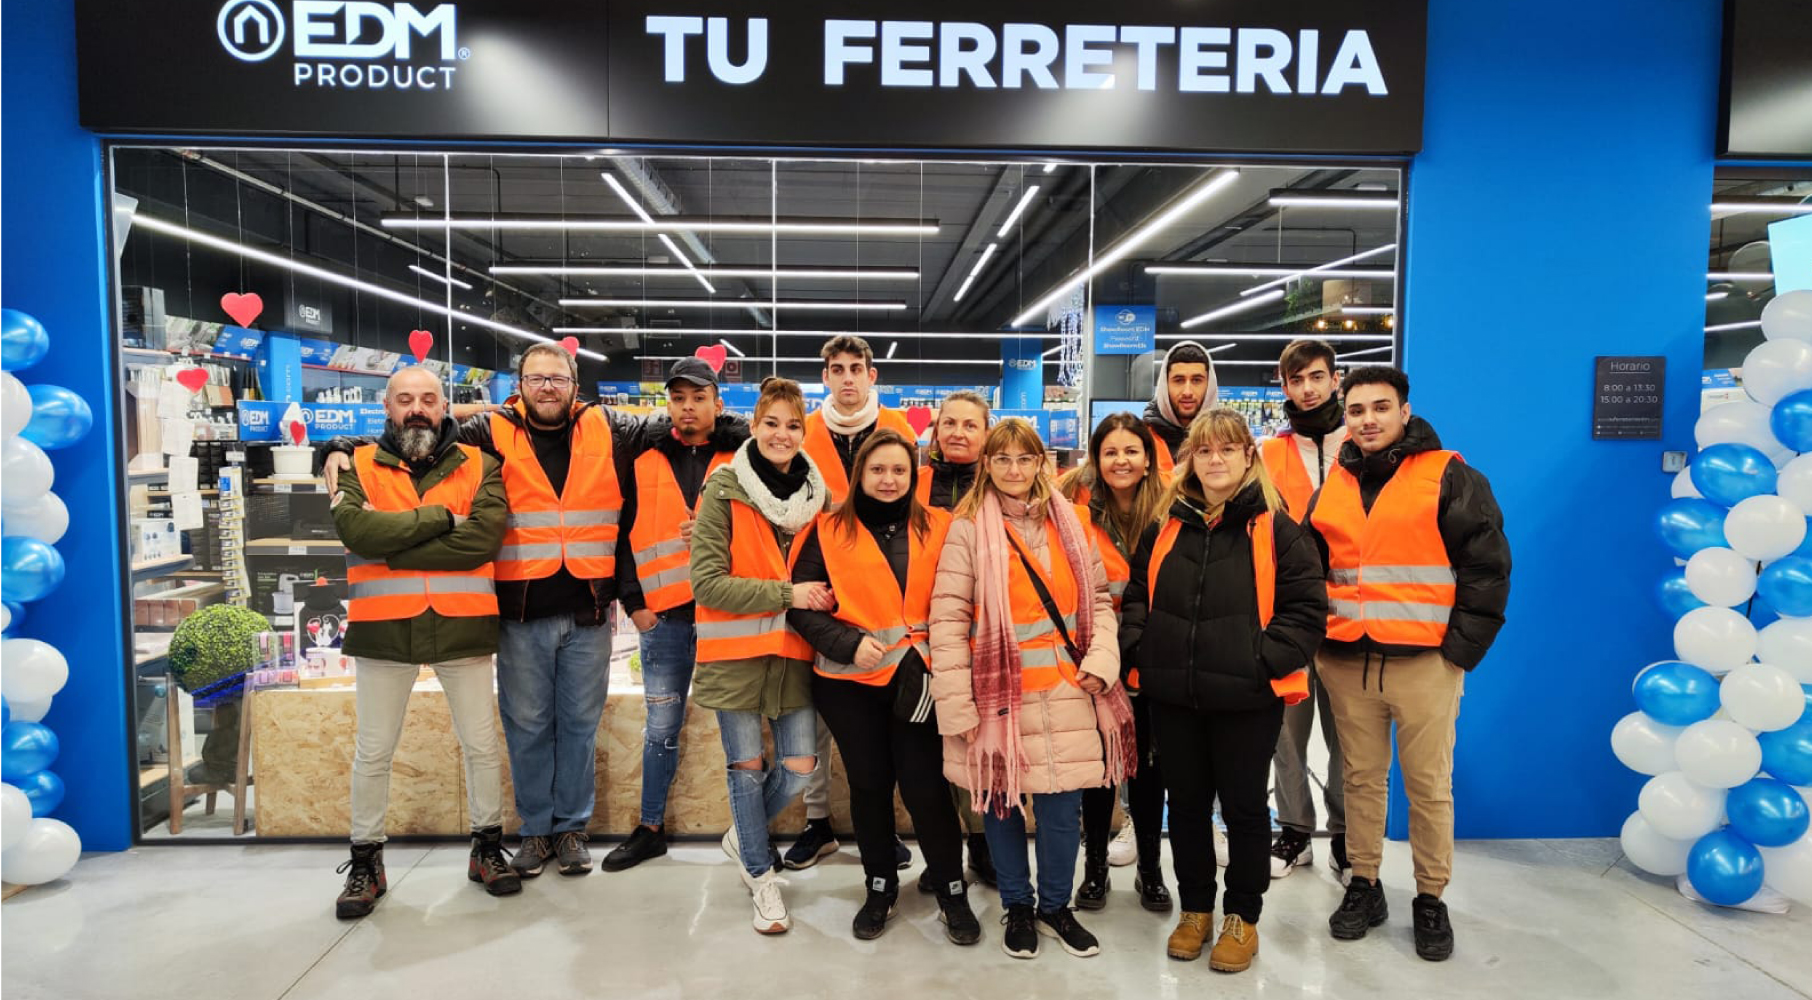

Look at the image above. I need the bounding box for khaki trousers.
[1318,647,1464,897]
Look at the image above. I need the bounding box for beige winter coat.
[928,499,1121,796]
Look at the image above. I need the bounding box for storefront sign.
[77,1,1425,153]
[292,297,333,334]
[1094,305,1156,354]
[1720,0,1812,158]
[1593,356,1665,440]
[237,400,388,440]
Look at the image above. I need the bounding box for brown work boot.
[1209,914,1259,972]
[1167,910,1212,960]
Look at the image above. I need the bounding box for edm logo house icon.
[216,1,467,90]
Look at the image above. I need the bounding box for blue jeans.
[983,790,1085,912]
[716,706,819,878]
[637,617,697,827]
[496,615,613,836]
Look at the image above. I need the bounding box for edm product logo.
[1116,309,1137,326]
[217,1,466,91]
[297,304,324,325]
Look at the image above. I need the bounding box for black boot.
[1074,860,1110,911]
[335,842,386,919]
[1134,866,1173,913]
[852,876,899,940]
[967,832,997,887]
[936,880,982,945]
[468,826,523,896]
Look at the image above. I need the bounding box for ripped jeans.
[637,616,696,828]
[716,706,819,878]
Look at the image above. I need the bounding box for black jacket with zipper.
[617,413,751,620]
[1119,483,1328,714]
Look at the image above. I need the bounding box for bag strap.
[1004,529,1083,665]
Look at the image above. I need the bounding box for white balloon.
[1673,606,1760,673]
[1742,337,1812,406]
[1620,812,1696,876]
[1685,547,1759,607]
[0,638,68,702]
[1757,621,1812,684]
[0,437,53,503]
[8,696,50,723]
[0,783,30,852]
[0,817,80,886]
[0,604,9,633]
[1638,772,1728,840]
[0,491,68,545]
[1762,289,1812,344]
[0,373,28,442]
[1721,662,1807,732]
[1696,399,1792,462]
[1725,495,1809,562]
[1673,719,1764,788]
[1759,837,1812,903]
[1611,712,1684,775]
[1778,455,1812,513]
[1671,468,1704,499]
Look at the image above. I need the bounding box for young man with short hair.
[1143,341,1218,477]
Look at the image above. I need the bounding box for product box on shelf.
[131,518,179,563]
[248,630,300,690]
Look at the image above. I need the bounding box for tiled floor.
[3,837,1808,1000]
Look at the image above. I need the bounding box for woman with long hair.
[689,377,831,935]
[1120,407,1327,973]
[1058,413,1173,913]
[929,418,1136,961]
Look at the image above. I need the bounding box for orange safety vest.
[1260,435,1316,519]
[1153,435,1178,479]
[998,508,1089,693]
[914,468,932,508]
[810,507,953,686]
[1145,509,1309,704]
[1094,521,1130,614]
[695,499,816,664]
[488,405,624,582]
[629,446,734,612]
[345,444,497,622]
[1310,450,1459,647]
[803,407,918,505]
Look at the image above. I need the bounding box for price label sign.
[1593,356,1666,440]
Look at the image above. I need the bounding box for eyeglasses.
[522,375,574,390]
[988,454,1042,471]
[1189,445,1248,462]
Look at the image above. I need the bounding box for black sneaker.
[852,877,899,940]
[1036,906,1101,957]
[1329,876,1388,940]
[555,831,592,876]
[916,868,956,894]
[1001,903,1039,959]
[1412,894,1454,961]
[782,818,840,870]
[334,842,386,919]
[1074,862,1109,910]
[600,825,668,872]
[894,835,912,870]
[967,833,998,887]
[1269,828,1313,879]
[936,882,982,945]
[510,835,553,878]
[1134,870,1174,913]
[1329,833,1352,885]
[468,826,523,896]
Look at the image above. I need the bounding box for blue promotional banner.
[1770,213,1812,295]
[237,401,387,442]
[210,325,264,359]
[1094,305,1157,355]
[257,331,303,405]
[1048,409,1081,449]
[296,338,339,367]
[994,408,1050,440]
[1001,338,1044,410]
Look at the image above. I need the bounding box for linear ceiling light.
[559,298,907,311]
[954,242,1001,303]
[1708,271,1775,280]
[718,339,745,357]
[1336,345,1395,360]
[383,215,940,235]
[1239,244,1398,298]
[886,341,898,359]
[551,327,1047,340]
[1043,163,1058,174]
[1180,288,1286,329]
[640,354,1000,367]
[601,172,657,224]
[408,264,474,290]
[1341,306,1395,315]
[1710,201,1812,215]
[1268,191,1401,209]
[1145,264,1394,279]
[1707,320,1764,333]
[1158,332,1392,342]
[657,234,717,294]
[133,214,608,360]
[490,264,921,280]
[996,187,1041,238]
[1706,290,1729,301]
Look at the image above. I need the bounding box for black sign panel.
[77,1,1424,153]
[1720,0,1812,158]
[1593,356,1665,440]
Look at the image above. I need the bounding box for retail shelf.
[128,467,170,483]
[130,555,195,582]
[138,757,202,790]
[245,537,343,557]
[133,633,175,670]
[123,345,257,363]
[252,478,327,493]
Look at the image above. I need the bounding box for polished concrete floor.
[3,837,1808,1000]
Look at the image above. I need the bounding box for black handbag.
[1005,531,1085,667]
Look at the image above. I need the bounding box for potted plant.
[168,604,268,786]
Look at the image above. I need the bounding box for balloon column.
[1620,289,1812,911]
[0,308,87,885]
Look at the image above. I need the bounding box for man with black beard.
[1143,341,1218,478]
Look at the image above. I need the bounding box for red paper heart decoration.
[694,344,727,373]
[407,329,433,362]
[175,367,209,393]
[559,336,580,357]
[905,406,934,436]
[220,292,264,328]
[287,420,308,446]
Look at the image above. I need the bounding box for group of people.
[323,331,1510,970]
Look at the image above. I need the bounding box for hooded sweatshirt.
[1142,339,1220,464]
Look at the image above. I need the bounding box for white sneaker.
[1214,825,1230,868]
[1107,821,1138,867]
[1268,830,1314,879]
[742,868,792,934]
[722,826,740,865]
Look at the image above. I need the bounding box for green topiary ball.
[168,604,269,693]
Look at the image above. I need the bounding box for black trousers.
[1151,698,1286,922]
[1082,694,1165,875]
[811,672,965,889]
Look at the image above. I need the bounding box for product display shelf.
[129,554,195,582]
[244,538,342,557]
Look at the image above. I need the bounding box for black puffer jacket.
[1120,483,1329,713]
[923,456,978,511]
[1301,416,1511,671]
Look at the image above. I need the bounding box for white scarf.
[819,389,879,437]
[729,439,827,533]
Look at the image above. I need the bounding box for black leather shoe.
[599,824,667,872]
[1134,870,1173,913]
[1074,862,1109,911]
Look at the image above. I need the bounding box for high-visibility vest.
[629,447,734,612]
[695,498,816,664]
[345,444,497,622]
[1145,509,1308,704]
[1153,435,1178,479]
[1260,435,1314,519]
[802,407,918,504]
[487,405,624,581]
[1309,450,1459,648]
[1094,521,1130,613]
[810,507,953,686]
[998,510,1087,693]
[914,468,932,509]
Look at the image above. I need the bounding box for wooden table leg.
[166,673,184,835]
[233,682,253,835]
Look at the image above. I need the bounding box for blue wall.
[2,1,133,849]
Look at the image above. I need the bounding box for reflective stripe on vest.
[630,448,734,612]
[802,407,917,505]
[1310,450,1459,647]
[695,498,816,664]
[489,405,624,581]
[810,508,952,686]
[344,443,498,622]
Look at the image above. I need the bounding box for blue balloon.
[1759,557,1812,618]
[1771,389,1812,453]
[1656,499,1730,557]
[1726,778,1810,847]
[1633,660,1723,726]
[1,600,21,638]
[1687,830,1765,906]
[20,384,92,451]
[1747,591,1782,624]
[0,309,49,372]
[1656,569,1708,618]
[0,537,65,603]
[1760,716,1812,786]
[1691,443,1779,506]
[0,721,58,780]
[1,697,9,727]
[14,768,64,817]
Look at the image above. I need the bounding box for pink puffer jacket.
[928,499,1121,796]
